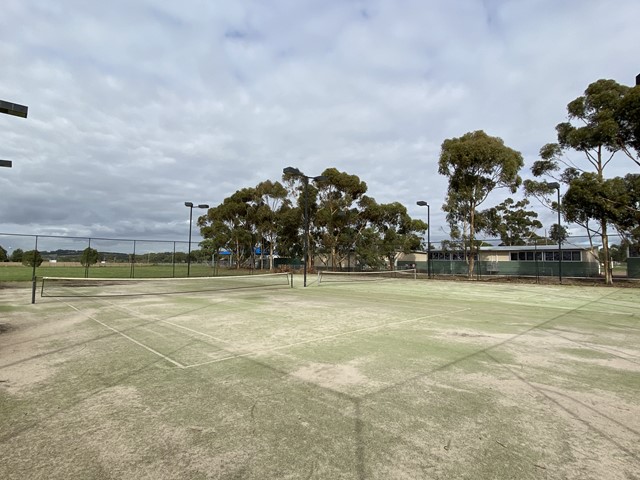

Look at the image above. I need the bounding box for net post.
[290,272,294,288]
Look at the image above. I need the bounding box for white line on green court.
[182,307,471,369]
[89,298,239,346]
[61,301,186,368]
[160,320,233,345]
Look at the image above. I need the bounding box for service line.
[183,307,471,369]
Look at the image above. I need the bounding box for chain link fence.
[1,232,638,282]
[0,232,203,279]
[399,235,636,281]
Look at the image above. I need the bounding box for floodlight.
[283,167,303,176]
[0,100,28,118]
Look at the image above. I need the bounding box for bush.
[22,250,44,268]
[80,247,100,267]
[10,248,23,263]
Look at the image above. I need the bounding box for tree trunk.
[601,219,613,284]
[269,242,274,271]
[596,149,612,285]
[468,208,476,278]
[331,243,337,271]
[306,230,312,271]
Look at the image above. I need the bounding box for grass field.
[1,276,639,479]
[0,263,221,282]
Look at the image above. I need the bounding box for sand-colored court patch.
[291,361,373,389]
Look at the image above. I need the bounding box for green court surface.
[1,277,639,479]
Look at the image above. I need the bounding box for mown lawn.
[0,263,267,282]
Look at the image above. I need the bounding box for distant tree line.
[0,247,210,266]
[195,170,427,272]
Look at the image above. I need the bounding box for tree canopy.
[10,248,23,263]
[482,198,542,246]
[199,168,426,271]
[616,84,640,166]
[21,250,43,268]
[439,130,524,276]
[563,173,640,245]
[525,79,639,284]
[80,247,100,267]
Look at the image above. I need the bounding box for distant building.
[398,244,601,278]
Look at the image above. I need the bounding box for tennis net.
[40,272,293,298]
[317,269,417,284]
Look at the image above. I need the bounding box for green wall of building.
[398,260,600,278]
[628,258,640,279]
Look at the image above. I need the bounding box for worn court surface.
[1,278,639,479]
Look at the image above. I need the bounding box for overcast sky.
[1,0,639,252]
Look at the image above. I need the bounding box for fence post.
[84,238,91,278]
[130,240,136,278]
[31,235,38,304]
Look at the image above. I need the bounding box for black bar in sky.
[0,99,28,118]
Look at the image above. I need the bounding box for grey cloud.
[1,0,638,245]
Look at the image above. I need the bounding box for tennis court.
[1,275,639,479]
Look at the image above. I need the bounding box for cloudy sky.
[1,0,638,251]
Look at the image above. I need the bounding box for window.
[510,250,584,262]
[510,251,544,262]
[430,251,477,261]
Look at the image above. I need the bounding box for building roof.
[416,243,598,253]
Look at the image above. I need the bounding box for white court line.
[61,301,186,369]
[92,299,235,346]
[183,307,471,369]
[161,320,231,345]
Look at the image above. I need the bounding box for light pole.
[547,182,562,284]
[185,202,209,277]
[283,167,328,287]
[416,201,431,278]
